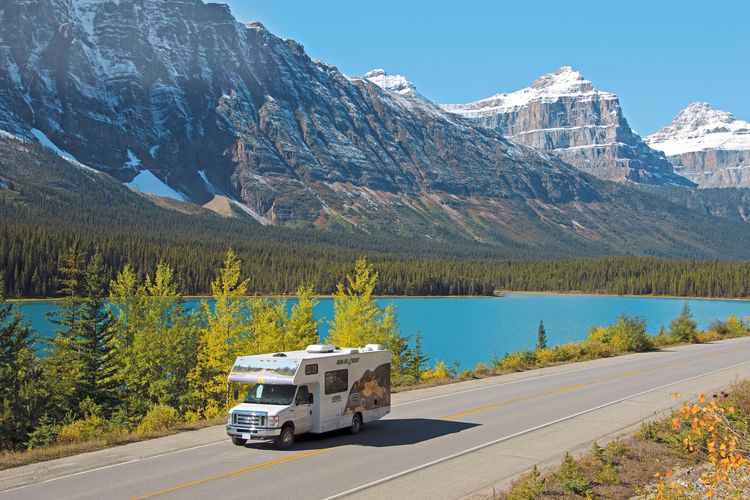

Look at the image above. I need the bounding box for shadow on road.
[243,418,479,451]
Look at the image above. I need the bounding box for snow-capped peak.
[531,66,593,94]
[443,66,613,115]
[646,103,750,156]
[363,69,419,97]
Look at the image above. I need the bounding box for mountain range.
[1,0,749,260]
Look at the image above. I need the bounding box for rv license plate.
[241,433,253,439]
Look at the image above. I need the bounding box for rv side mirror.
[233,388,239,401]
[308,393,314,405]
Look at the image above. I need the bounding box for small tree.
[408,332,429,383]
[669,302,698,343]
[536,320,547,350]
[0,276,44,451]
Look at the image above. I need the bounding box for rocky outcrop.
[646,103,750,187]
[443,67,692,186]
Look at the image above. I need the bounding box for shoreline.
[10,290,750,304]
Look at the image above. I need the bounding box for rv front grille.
[233,412,266,427]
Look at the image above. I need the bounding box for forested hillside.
[3,138,750,299]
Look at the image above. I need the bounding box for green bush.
[507,464,544,499]
[557,452,591,496]
[588,314,653,352]
[25,415,61,450]
[497,351,536,371]
[136,404,181,436]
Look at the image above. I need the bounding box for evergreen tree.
[0,276,43,450]
[408,332,429,383]
[188,250,252,418]
[80,249,117,414]
[669,302,698,343]
[45,245,87,418]
[536,320,547,350]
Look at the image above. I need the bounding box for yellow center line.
[132,448,329,499]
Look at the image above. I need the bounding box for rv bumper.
[226,425,281,439]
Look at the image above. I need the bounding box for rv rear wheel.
[231,437,247,446]
[276,424,295,449]
[350,413,363,435]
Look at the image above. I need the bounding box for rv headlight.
[268,415,280,428]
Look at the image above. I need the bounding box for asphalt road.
[4,337,750,500]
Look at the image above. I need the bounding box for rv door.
[294,385,313,434]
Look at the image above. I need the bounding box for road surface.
[3,337,750,499]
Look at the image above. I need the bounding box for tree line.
[4,220,750,299]
[0,253,426,452]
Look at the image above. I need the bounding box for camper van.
[226,344,390,449]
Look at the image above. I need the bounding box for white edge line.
[392,341,745,408]
[325,359,750,499]
[0,440,227,494]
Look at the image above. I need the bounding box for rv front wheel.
[350,413,363,435]
[231,437,247,446]
[276,424,295,449]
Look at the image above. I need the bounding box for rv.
[226,344,391,449]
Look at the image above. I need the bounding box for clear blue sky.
[225,0,748,135]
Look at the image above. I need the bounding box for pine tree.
[45,245,87,418]
[80,249,117,414]
[669,302,698,343]
[537,320,547,350]
[408,332,429,383]
[0,276,43,450]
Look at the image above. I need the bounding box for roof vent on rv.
[272,352,287,357]
[306,344,336,353]
[364,344,382,351]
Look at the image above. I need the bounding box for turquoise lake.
[14,293,750,369]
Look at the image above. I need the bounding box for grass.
[499,380,750,499]
[0,417,225,471]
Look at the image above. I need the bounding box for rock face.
[443,67,692,186]
[646,103,750,187]
[3,1,749,259]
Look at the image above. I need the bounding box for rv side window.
[305,364,318,375]
[324,369,348,395]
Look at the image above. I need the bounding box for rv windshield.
[244,384,296,406]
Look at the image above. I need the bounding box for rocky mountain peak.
[443,67,691,186]
[646,103,750,156]
[645,103,750,187]
[531,66,594,94]
[362,69,420,98]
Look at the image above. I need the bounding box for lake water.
[14,293,750,369]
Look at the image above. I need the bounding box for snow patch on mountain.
[646,103,750,156]
[126,170,187,201]
[30,128,99,172]
[124,148,141,169]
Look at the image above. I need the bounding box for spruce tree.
[0,276,43,450]
[669,302,698,343]
[45,245,87,418]
[408,332,429,382]
[80,249,117,414]
[537,320,547,350]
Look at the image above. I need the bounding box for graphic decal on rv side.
[343,363,391,415]
[228,357,300,383]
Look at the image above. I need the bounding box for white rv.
[226,344,391,449]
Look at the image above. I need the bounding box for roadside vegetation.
[2,252,750,470]
[0,253,421,468]
[500,380,750,499]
